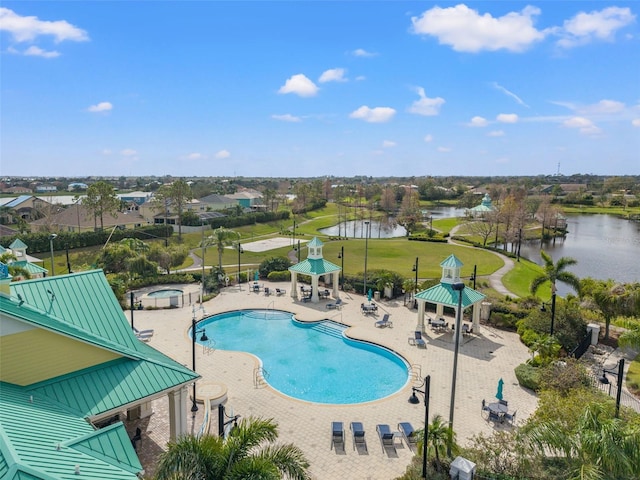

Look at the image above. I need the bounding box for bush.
[514,363,540,391]
[267,270,291,281]
[259,256,292,278]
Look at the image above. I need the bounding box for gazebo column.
[332,272,340,298]
[168,385,189,441]
[417,300,426,332]
[436,303,444,318]
[472,303,481,331]
[311,275,319,303]
[291,274,298,299]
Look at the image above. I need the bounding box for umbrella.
[254,271,259,282]
[368,288,373,302]
[496,378,504,400]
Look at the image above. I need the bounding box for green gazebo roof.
[289,258,340,275]
[415,283,485,308]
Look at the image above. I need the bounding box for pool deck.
[130,282,537,479]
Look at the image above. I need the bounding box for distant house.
[30,203,147,233]
[2,186,31,194]
[3,195,54,222]
[68,182,88,190]
[117,191,153,206]
[226,188,263,209]
[34,184,57,193]
[198,193,237,211]
[0,269,199,479]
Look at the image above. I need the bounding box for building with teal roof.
[288,237,341,303]
[467,193,496,218]
[0,269,199,479]
[1,239,47,279]
[414,254,486,332]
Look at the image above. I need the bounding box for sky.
[1,1,639,179]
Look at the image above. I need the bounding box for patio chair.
[376,424,396,454]
[350,421,367,452]
[330,422,345,451]
[414,331,427,348]
[499,399,508,406]
[504,410,517,426]
[375,314,393,328]
[326,298,342,310]
[398,422,417,451]
[264,287,270,296]
[275,288,286,296]
[130,427,142,451]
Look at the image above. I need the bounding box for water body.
[319,219,407,238]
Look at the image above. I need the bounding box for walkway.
[131,283,537,479]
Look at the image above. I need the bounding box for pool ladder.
[410,364,422,384]
[253,367,269,388]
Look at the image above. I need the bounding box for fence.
[588,372,640,413]
[570,328,593,359]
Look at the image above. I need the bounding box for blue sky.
[1,1,639,178]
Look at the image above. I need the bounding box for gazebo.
[467,193,495,218]
[288,237,341,303]
[414,254,486,332]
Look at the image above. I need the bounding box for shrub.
[258,256,292,278]
[267,270,291,281]
[514,363,540,391]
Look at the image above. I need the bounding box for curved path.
[448,224,518,297]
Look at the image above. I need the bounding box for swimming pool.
[194,309,410,404]
[147,288,183,298]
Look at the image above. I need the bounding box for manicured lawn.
[502,258,546,300]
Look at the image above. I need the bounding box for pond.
[319,219,407,238]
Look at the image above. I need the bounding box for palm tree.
[525,402,640,480]
[530,250,580,298]
[592,282,639,340]
[155,416,311,480]
[201,227,239,271]
[423,414,457,472]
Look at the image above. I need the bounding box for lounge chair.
[330,421,344,451]
[414,331,426,348]
[375,314,393,328]
[264,287,270,296]
[504,410,517,426]
[275,288,286,296]
[350,421,367,452]
[326,298,342,310]
[133,327,153,342]
[398,422,417,451]
[376,424,396,454]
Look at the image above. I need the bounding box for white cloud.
[319,68,347,83]
[563,116,601,135]
[272,114,302,122]
[215,150,231,159]
[632,119,640,127]
[557,7,636,48]
[351,48,376,57]
[278,74,319,97]
[437,146,452,153]
[23,45,60,58]
[120,148,137,156]
[497,113,518,123]
[424,134,433,143]
[382,140,396,148]
[87,101,113,113]
[488,130,505,137]
[492,82,529,107]
[184,152,205,160]
[408,87,445,116]
[469,116,488,127]
[0,7,89,43]
[349,106,396,123]
[582,99,625,115]
[410,4,545,52]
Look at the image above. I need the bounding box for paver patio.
[130,282,537,479]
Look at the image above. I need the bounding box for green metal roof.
[9,239,28,250]
[415,283,486,308]
[289,258,340,275]
[0,382,142,480]
[307,237,323,247]
[9,261,48,275]
[440,254,463,268]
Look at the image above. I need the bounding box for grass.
[501,258,547,300]
[562,205,640,216]
[431,217,459,235]
[627,354,640,395]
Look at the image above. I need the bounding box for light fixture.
[408,375,430,479]
[448,282,465,457]
[191,307,209,412]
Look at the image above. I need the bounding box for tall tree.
[155,180,193,241]
[83,181,120,231]
[530,250,580,300]
[155,416,311,480]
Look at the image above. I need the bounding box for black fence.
[570,328,593,359]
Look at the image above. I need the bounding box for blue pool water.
[147,289,183,298]
[195,309,409,404]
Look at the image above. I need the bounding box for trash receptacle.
[374,291,381,301]
[450,456,476,480]
[587,323,600,345]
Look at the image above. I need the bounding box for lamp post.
[363,220,370,297]
[412,257,419,309]
[191,306,209,412]
[338,246,344,290]
[408,375,430,479]
[470,264,477,290]
[292,219,296,247]
[65,243,72,274]
[48,234,57,276]
[235,239,243,289]
[448,282,465,457]
[599,359,625,418]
